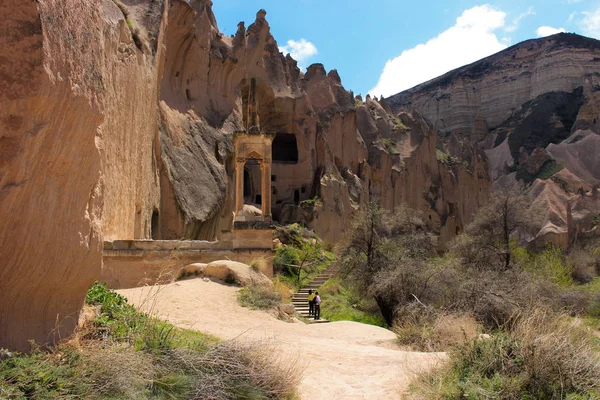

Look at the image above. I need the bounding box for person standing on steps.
[307,289,315,316]
[314,291,321,320]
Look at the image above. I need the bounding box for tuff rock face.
[0,0,166,351]
[0,0,490,350]
[388,33,600,246]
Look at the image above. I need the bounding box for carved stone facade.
[233,132,275,218]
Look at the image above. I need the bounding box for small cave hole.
[255,194,262,204]
[175,71,179,77]
[185,88,191,100]
[294,190,300,203]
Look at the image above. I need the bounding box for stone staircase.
[291,271,334,323]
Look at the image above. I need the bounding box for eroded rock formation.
[0,0,166,351]
[388,33,600,246]
[0,0,490,350]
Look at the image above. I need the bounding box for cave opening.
[151,210,160,240]
[272,133,298,164]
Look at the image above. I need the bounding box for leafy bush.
[273,227,331,290]
[522,245,573,286]
[319,278,386,327]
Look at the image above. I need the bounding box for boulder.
[181,260,273,287]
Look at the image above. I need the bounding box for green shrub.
[319,278,386,327]
[524,245,573,286]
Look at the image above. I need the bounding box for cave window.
[272,133,299,164]
[185,89,191,100]
[448,203,456,216]
[175,71,179,77]
[272,187,277,195]
[271,175,276,182]
[428,215,432,221]
[294,190,300,203]
[301,186,306,194]
[255,194,262,204]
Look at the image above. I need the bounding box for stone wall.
[102,229,274,289]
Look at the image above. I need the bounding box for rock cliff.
[0,0,490,350]
[0,0,166,351]
[388,33,600,246]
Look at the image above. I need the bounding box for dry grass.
[409,310,600,399]
[0,283,301,399]
[249,257,267,273]
[272,276,294,303]
[167,340,301,400]
[394,308,481,352]
[238,283,284,310]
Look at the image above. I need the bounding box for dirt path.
[118,278,445,399]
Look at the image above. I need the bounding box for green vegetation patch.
[516,159,564,183]
[319,278,386,327]
[382,138,398,154]
[273,224,333,290]
[0,283,298,400]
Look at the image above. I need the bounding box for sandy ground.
[118,278,446,399]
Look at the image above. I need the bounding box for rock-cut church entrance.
[243,159,262,208]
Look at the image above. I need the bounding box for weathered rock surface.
[0,0,165,351]
[0,0,491,350]
[388,33,600,245]
[152,0,492,244]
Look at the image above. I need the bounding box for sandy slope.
[118,279,445,399]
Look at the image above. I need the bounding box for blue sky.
[212,1,600,97]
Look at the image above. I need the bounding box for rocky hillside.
[388,33,600,246]
[0,0,490,351]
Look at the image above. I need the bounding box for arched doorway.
[243,158,262,208]
[243,168,253,202]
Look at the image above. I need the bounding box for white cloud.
[280,39,317,69]
[579,8,600,38]
[369,5,508,97]
[505,7,535,32]
[536,26,567,37]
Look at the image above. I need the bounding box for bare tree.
[455,186,543,271]
[338,200,436,325]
